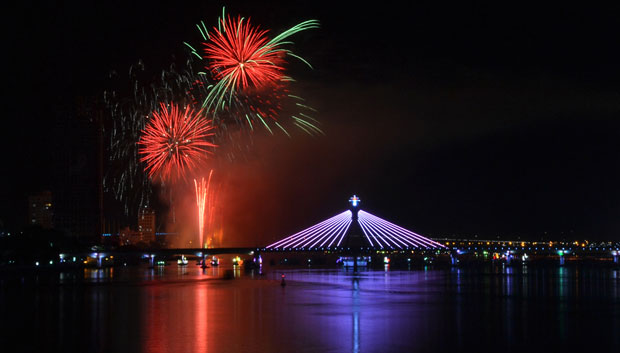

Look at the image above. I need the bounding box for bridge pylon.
[201,253,207,269]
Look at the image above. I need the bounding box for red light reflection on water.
[141,281,209,352]
[195,283,208,351]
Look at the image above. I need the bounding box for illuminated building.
[28,191,53,229]
[138,207,156,243]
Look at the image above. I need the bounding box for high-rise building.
[28,191,53,229]
[50,108,101,239]
[138,207,156,243]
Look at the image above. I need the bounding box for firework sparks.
[194,172,207,248]
[187,7,319,112]
[203,15,284,91]
[195,178,206,248]
[138,102,216,183]
[103,59,206,216]
[103,8,321,236]
[195,170,220,248]
[240,82,324,136]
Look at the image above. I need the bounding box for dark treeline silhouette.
[0,226,88,266]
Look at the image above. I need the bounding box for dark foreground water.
[1,263,619,353]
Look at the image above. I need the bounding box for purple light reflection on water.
[1,265,620,352]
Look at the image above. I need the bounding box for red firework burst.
[203,15,285,91]
[138,103,216,183]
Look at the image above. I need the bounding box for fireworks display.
[237,82,323,136]
[138,102,216,183]
[194,175,207,248]
[194,170,220,248]
[103,59,205,216]
[203,15,285,92]
[103,7,320,246]
[193,9,319,112]
[184,7,322,137]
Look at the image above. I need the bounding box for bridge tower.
[348,195,362,271]
[349,195,360,221]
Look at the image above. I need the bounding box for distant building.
[50,112,101,239]
[28,191,53,229]
[138,207,156,243]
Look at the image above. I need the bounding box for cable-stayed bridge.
[46,196,620,269]
[264,195,446,251]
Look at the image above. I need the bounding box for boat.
[177,255,188,266]
[339,256,370,268]
[232,256,244,266]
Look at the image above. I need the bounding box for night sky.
[4,1,620,243]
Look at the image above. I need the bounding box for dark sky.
[4,1,620,242]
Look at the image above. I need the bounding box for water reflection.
[195,282,208,352]
[83,267,114,282]
[352,276,360,353]
[1,265,619,352]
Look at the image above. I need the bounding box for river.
[1,262,619,352]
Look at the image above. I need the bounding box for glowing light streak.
[358,211,446,248]
[373,219,438,248]
[194,170,217,249]
[291,116,323,135]
[369,218,422,248]
[309,217,352,248]
[288,218,342,248]
[266,213,340,248]
[318,221,345,247]
[362,216,431,248]
[292,122,312,135]
[357,218,385,246]
[333,219,353,247]
[358,214,419,248]
[266,211,351,249]
[256,113,273,135]
[274,121,291,138]
[244,114,254,130]
[298,112,320,124]
[278,214,346,248]
[266,206,445,250]
[356,216,382,248]
[195,177,207,248]
[291,220,342,249]
[295,102,318,112]
[358,217,402,249]
[286,214,351,249]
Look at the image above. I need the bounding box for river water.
[1,263,619,353]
